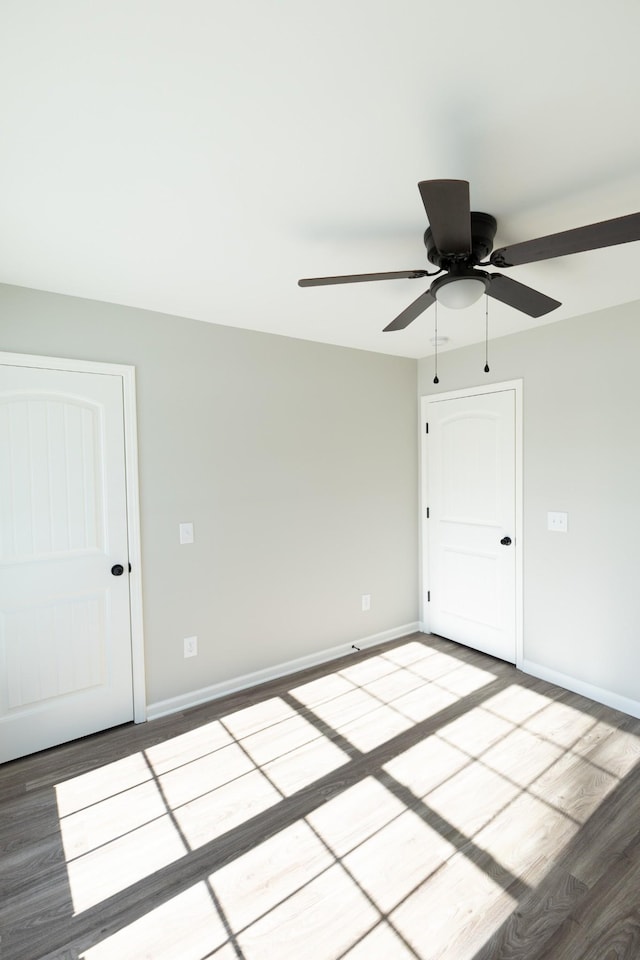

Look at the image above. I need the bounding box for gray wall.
[419,300,640,706]
[5,278,638,715]
[1,283,419,705]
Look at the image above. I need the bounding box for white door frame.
[0,351,147,722]
[420,379,524,668]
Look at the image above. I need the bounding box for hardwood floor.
[2,632,640,960]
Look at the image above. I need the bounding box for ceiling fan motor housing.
[424,212,497,268]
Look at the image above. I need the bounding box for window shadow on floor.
[2,633,640,960]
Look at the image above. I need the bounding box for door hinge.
[427,590,431,602]
[128,562,132,573]
[426,507,430,519]
[425,422,429,434]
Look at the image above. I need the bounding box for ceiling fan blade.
[418,179,472,256]
[383,288,436,331]
[487,274,561,317]
[298,269,429,287]
[490,211,640,268]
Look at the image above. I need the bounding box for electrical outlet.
[184,635,198,658]
[362,594,371,612]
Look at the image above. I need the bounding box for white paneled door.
[425,387,518,663]
[0,363,135,762]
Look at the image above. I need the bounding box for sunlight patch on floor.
[480,726,565,788]
[438,706,515,757]
[339,654,401,687]
[391,682,458,723]
[208,944,241,959]
[174,768,282,849]
[341,922,417,959]
[435,662,497,697]
[525,700,598,748]
[342,807,457,913]
[382,734,470,797]
[334,702,415,752]
[58,779,169,859]
[474,791,579,886]
[291,643,498,752]
[306,777,407,858]
[528,750,618,823]
[238,712,327,767]
[55,753,152,817]
[51,641,639,957]
[302,685,385,731]
[391,854,518,960]
[210,820,334,931]
[66,814,188,913]
[482,684,552,725]
[572,721,640,777]
[234,862,380,960]
[288,672,356,708]
[362,667,427,704]
[381,640,438,667]
[261,734,351,795]
[220,697,300,740]
[144,719,234,776]
[158,741,255,808]
[426,760,521,836]
[408,649,470,683]
[79,882,227,960]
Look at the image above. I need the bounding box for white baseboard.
[146,622,422,721]
[521,658,640,720]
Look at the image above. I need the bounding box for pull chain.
[433,300,439,384]
[484,295,490,373]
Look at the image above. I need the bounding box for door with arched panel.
[424,386,519,663]
[0,362,134,761]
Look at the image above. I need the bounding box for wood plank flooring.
[2,632,640,960]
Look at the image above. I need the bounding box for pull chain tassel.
[484,295,490,373]
[433,300,439,384]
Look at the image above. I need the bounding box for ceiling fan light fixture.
[433,276,487,309]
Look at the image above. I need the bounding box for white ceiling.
[1,1,640,359]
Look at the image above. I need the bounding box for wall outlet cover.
[184,636,198,658]
[547,511,568,533]
[179,522,194,544]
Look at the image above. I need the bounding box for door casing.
[0,351,147,722]
[420,380,523,668]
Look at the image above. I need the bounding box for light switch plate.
[184,636,198,658]
[547,511,568,533]
[179,522,194,544]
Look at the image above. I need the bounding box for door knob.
[111,564,125,576]
[500,536,512,546]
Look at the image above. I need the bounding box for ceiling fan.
[298,180,640,332]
